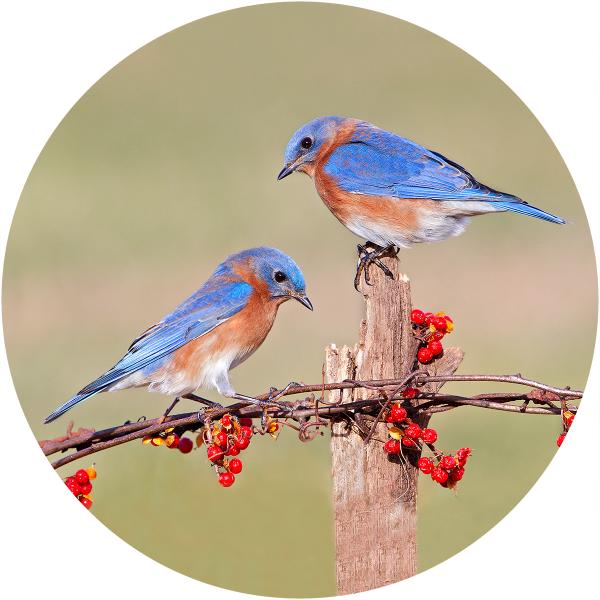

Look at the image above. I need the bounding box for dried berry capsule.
[178,437,193,454]
[228,458,243,474]
[384,439,401,454]
[440,455,456,470]
[431,467,449,484]
[166,434,180,449]
[218,472,235,487]
[411,309,426,325]
[417,457,434,474]
[417,347,434,364]
[420,428,438,444]
[404,423,422,439]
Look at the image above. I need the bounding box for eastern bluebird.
[278,116,565,288]
[44,247,312,423]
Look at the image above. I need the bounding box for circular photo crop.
[3,3,596,597]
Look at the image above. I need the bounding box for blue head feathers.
[278,116,347,180]
[216,247,312,309]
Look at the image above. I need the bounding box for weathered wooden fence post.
[326,256,463,594]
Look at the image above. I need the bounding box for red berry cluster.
[417,447,471,488]
[142,427,194,453]
[411,309,454,364]
[384,398,438,450]
[556,409,576,447]
[64,465,96,509]
[203,414,256,487]
[383,395,471,490]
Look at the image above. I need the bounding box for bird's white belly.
[111,341,251,398]
[346,200,494,247]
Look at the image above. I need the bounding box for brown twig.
[40,372,582,470]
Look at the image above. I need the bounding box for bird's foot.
[354,243,398,291]
[233,393,293,415]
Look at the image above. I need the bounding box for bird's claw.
[354,244,398,290]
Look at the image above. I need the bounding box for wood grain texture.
[327,257,463,594]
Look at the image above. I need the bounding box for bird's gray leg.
[182,392,223,408]
[157,396,180,424]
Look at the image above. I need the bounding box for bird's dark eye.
[300,137,313,150]
[274,271,287,283]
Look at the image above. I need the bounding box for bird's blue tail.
[44,389,102,424]
[494,200,566,224]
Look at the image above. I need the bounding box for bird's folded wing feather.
[324,124,519,202]
[78,279,253,394]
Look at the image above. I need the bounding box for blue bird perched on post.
[44,247,312,424]
[278,116,565,289]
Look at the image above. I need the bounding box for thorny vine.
[39,371,582,470]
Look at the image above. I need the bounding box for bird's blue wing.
[78,278,253,394]
[324,123,515,202]
[44,275,254,423]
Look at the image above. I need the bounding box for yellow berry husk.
[435,311,446,317]
[165,435,176,447]
[86,466,97,480]
[164,427,174,433]
[142,436,152,445]
[151,437,164,446]
[388,426,403,440]
[445,321,454,332]
[196,433,204,447]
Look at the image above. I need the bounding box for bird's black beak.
[295,295,313,311]
[277,164,294,180]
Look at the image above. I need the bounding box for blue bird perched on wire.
[44,247,312,424]
[278,116,565,289]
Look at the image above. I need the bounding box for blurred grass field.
[2,3,597,597]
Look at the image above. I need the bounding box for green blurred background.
[3,3,597,597]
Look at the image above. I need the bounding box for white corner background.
[1,2,598,599]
